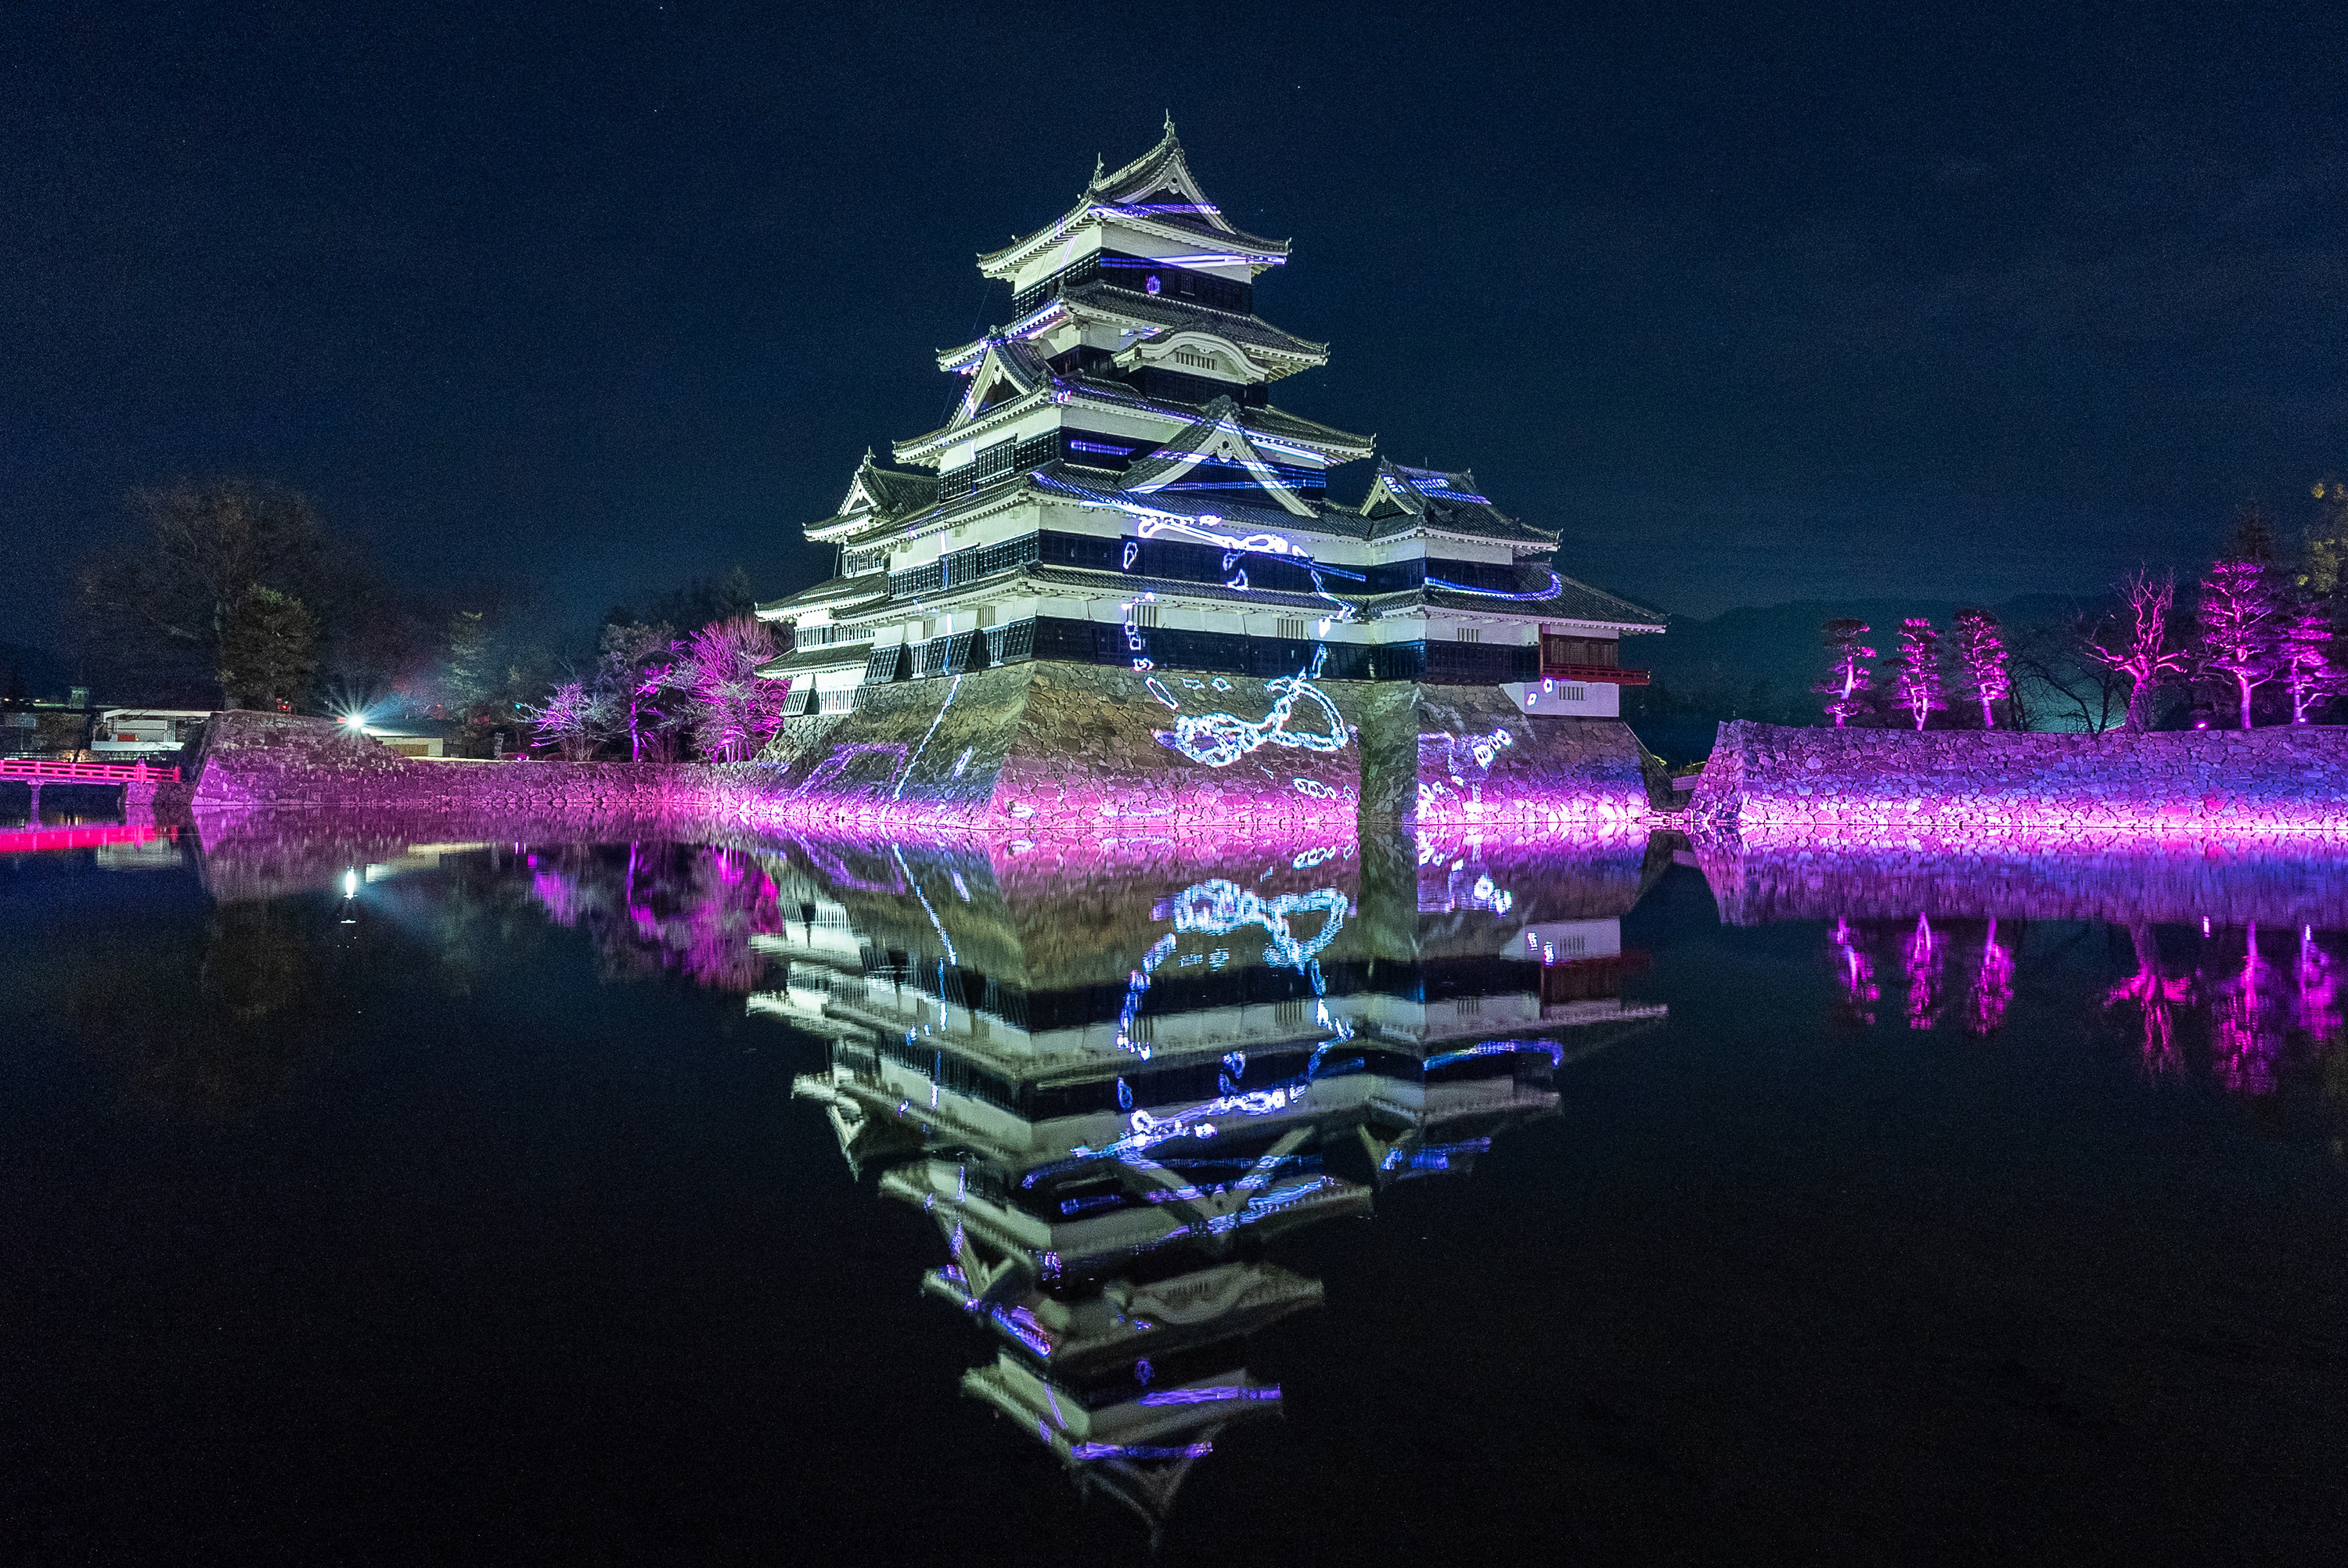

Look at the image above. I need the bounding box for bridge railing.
[0,758,181,783]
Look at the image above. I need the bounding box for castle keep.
[755,124,1662,830]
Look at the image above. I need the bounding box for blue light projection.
[1111,878,1348,1063]
[1071,1441,1216,1461]
[1136,1385,1282,1407]
[1156,651,1348,769]
[1426,570,1565,602]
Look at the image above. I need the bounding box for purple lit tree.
[1884,618,1945,731]
[682,614,790,762]
[1950,609,2011,728]
[1813,619,1876,728]
[2195,558,2284,728]
[2083,571,2191,732]
[2281,602,2343,725]
[527,678,613,760]
[596,619,686,761]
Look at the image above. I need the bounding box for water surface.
[7,824,2347,1563]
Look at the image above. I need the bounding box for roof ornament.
[1090,153,1104,186]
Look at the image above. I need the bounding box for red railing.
[0,823,179,854]
[1539,663,1651,687]
[0,757,180,783]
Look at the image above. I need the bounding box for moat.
[8,821,2348,1563]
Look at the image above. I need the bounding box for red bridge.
[0,758,181,784]
[2,757,180,827]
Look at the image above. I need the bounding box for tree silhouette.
[217,586,317,710]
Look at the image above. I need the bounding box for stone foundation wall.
[1688,721,2348,836]
[189,711,707,821]
[185,674,1658,842]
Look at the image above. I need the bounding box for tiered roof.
[976,119,1291,281]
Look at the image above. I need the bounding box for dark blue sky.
[6,1,2344,652]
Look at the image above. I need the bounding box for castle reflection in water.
[742,830,1667,1530]
[159,815,2348,1532]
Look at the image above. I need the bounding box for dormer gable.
[1121,399,1319,519]
[948,338,1048,430]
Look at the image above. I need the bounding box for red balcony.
[1540,662,1651,686]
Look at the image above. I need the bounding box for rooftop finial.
[1164,109,1177,137]
[1090,152,1104,185]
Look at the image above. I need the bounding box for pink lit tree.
[682,614,790,762]
[1813,619,1876,728]
[1884,618,1946,730]
[2281,603,2343,725]
[1950,610,2011,728]
[2195,558,2284,728]
[2083,571,2191,732]
[528,678,614,760]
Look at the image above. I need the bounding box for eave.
[977,204,1291,281]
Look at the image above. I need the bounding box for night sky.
[7,2,2345,655]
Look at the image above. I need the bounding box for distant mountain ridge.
[1637,594,2094,700]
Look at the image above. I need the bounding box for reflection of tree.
[1903,914,1944,1030]
[70,902,344,1117]
[525,842,786,991]
[2211,922,2285,1095]
[1828,918,1878,1028]
[2106,925,2191,1077]
[1964,917,2014,1037]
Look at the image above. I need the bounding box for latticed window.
[1132,602,1163,628]
[1276,617,1311,641]
[1456,627,1482,643]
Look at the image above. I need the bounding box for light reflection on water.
[9,820,2348,1557]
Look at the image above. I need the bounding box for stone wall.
[189,711,706,822]
[1687,721,2348,837]
[184,675,1658,843]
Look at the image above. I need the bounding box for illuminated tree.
[527,678,613,761]
[2083,571,2191,732]
[682,614,790,762]
[2281,602,2343,725]
[1950,609,2011,728]
[2196,558,2285,728]
[1884,618,1945,731]
[596,619,686,761]
[1813,619,1876,728]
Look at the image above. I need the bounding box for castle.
[754,122,1662,831]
